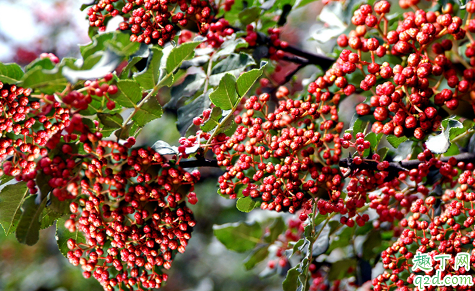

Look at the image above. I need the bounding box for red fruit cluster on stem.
[64,142,199,290]
[213,89,344,213]
[328,0,475,139]
[244,25,288,61]
[86,0,216,46]
[0,83,70,182]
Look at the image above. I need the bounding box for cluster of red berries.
[203,18,234,48]
[179,18,234,48]
[192,108,212,127]
[0,83,71,179]
[370,154,475,290]
[376,196,474,290]
[212,87,345,213]
[63,142,200,290]
[85,0,216,45]
[0,76,202,290]
[63,74,118,111]
[244,25,288,60]
[325,0,475,139]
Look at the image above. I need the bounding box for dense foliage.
[4,0,475,290]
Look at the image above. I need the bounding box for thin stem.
[302,201,329,291]
[203,53,214,93]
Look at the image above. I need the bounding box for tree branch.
[179,153,475,173]
[270,62,307,93]
[179,158,219,168]
[280,45,335,70]
[339,152,475,172]
[228,25,335,69]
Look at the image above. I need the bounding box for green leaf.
[105,32,141,57]
[314,213,328,226]
[445,142,460,156]
[209,73,237,110]
[355,222,373,236]
[213,221,262,252]
[0,182,29,235]
[132,97,163,127]
[115,122,138,141]
[201,107,223,132]
[81,98,103,116]
[346,114,367,138]
[48,194,70,215]
[119,43,150,79]
[170,72,206,101]
[20,66,68,94]
[213,38,249,60]
[134,47,163,90]
[166,41,202,73]
[265,217,285,243]
[328,259,357,281]
[113,79,143,108]
[282,265,302,291]
[243,244,269,270]
[25,58,55,72]
[327,227,352,253]
[0,175,15,185]
[81,53,103,70]
[36,172,52,197]
[236,61,267,97]
[313,225,330,256]
[209,53,256,86]
[158,68,174,87]
[291,238,308,256]
[236,196,258,212]
[0,62,24,83]
[80,32,115,60]
[387,135,408,148]
[365,132,383,151]
[62,48,122,83]
[296,0,317,8]
[16,195,47,245]
[362,231,382,260]
[98,113,123,128]
[40,206,64,229]
[239,7,261,25]
[426,118,463,154]
[56,217,86,258]
[177,90,211,136]
[363,132,383,156]
[377,147,389,160]
[443,118,465,140]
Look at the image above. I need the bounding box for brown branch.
[280,45,335,70]
[339,152,475,172]
[282,55,310,65]
[180,153,475,173]
[179,158,219,168]
[228,25,335,70]
[271,63,307,92]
